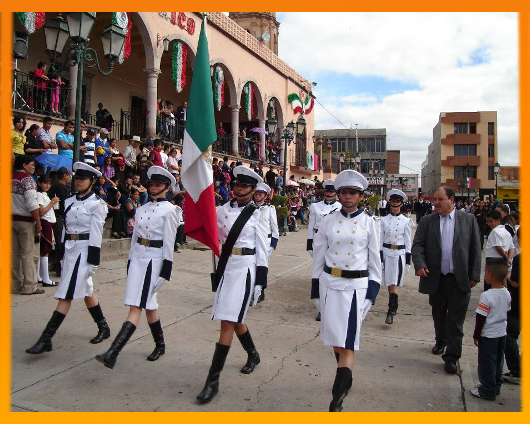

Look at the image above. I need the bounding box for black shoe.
[26,310,65,354]
[95,321,136,369]
[197,343,230,404]
[256,289,265,303]
[385,312,393,324]
[432,343,446,355]
[42,281,58,287]
[316,312,321,321]
[444,360,458,374]
[146,320,165,361]
[237,330,260,374]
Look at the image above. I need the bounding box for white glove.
[153,277,165,293]
[405,264,411,275]
[308,250,313,258]
[360,299,372,321]
[252,285,263,307]
[85,264,98,280]
[313,297,320,312]
[268,247,274,257]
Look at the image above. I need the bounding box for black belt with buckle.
[324,265,369,279]
[65,233,90,241]
[383,243,405,250]
[137,237,163,248]
[314,229,318,233]
[268,234,272,238]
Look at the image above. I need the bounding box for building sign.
[159,12,196,35]
[367,177,384,185]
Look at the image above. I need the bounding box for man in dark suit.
[176,101,187,142]
[412,186,481,374]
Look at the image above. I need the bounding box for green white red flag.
[181,16,220,257]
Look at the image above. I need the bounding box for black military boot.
[146,320,165,361]
[329,367,353,412]
[392,293,399,316]
[26,310,66,354]
[197,343,230,404]
[385,293,398,324]
[95,321,136,369]
[87,303,111,344]
[237,329,260,374]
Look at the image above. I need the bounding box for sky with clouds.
[276,12,519,177]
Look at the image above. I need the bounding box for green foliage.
[271,194,287,207]
[367,194,381,210]
[276,206,289,222]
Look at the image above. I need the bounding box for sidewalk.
[11,225,520,411]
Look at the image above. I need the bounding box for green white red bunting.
[112,12,132,64]
[181,17,219,257]
[214,66,225,111]
[172,40,187,93]
[244,82,254,120]
[16,13,45,34]
[288,92,315,115]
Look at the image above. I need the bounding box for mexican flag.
[181,17,220,257]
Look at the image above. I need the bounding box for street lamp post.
[43,13,126,165]
[494,161,501,199]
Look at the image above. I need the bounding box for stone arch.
[154,32,198,70]
[238,78,265,121]
[129,12,158,69]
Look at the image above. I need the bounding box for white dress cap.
[387,189,407,201]
[333,169,368,191]
[255,182,271,194]
[73,161,102,178]
[233,165,263,185]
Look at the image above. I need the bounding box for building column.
[230,104,240,156]
[144,67,161,139]
[259,119,266,161]
[68,63,78,120]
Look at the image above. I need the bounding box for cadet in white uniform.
[252,182,278,303]
[96,166,179,369]
[312,170,382,412]
[26,162,110,355]
[197,166,269,404]
[380,189,412,324]
[307,179,340,321]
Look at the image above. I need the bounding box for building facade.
[497,166,519,207]
[421,111,498,199]
[314,128,387,193]
[12,12,324,181]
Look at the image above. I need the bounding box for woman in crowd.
[312,169,382,412]
[12,115,27,157]
[26,163,110,354]
[123,188,140,231]
[167,148,180,179]
[95,166,179,368]
[109,138,125,178]
[93,175,126,239]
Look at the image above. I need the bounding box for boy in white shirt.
[484,210,514,290]
[471,258,511,401]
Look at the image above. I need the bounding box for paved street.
[12,222,520,411]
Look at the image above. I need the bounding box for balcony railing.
[12,70,71,118]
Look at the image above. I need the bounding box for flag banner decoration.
[214,66,225,111]
[307,152,314,170]
[181,17,220,257]
[112,12,132,63]
[288,92,315,115]
[16,13,45,34]
[313,153,319,170]
[244,82,254,120]
[172,40,188,93]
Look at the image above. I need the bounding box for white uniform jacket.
[55,192,107,300]
[312,208,382,301]
[258,203,279,256]
[211,199,269,323]
[307,200,341,251]
[379,212,412,286]
[124,199,180,309]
